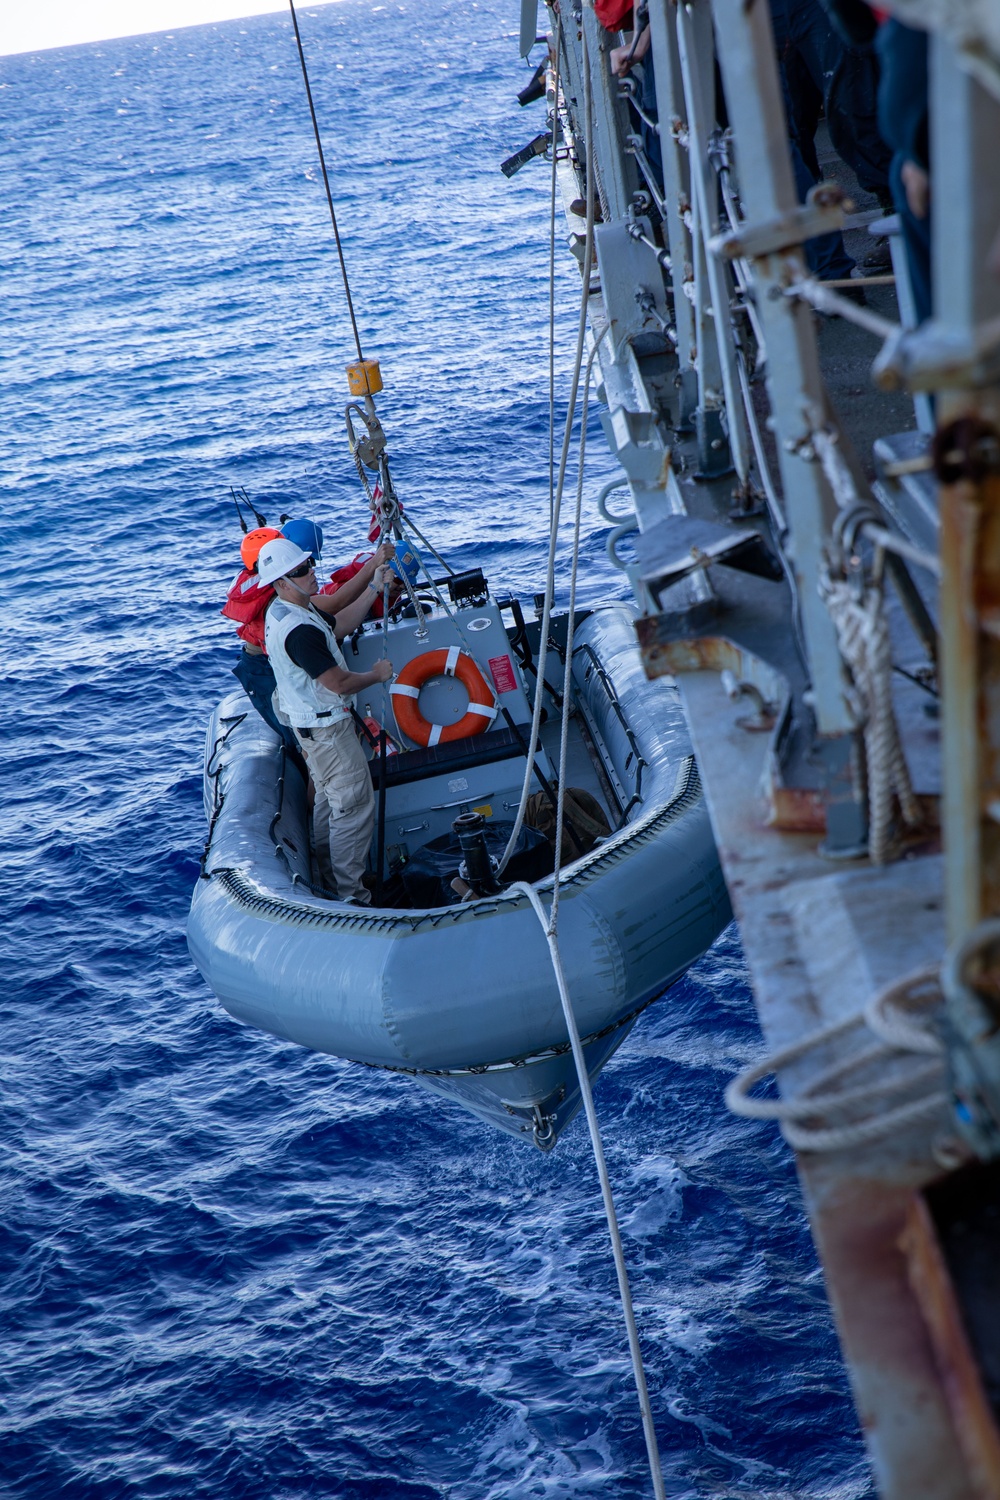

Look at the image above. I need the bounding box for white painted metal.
[675,0,751,487]
[646,0,697,393]
[707,0,855,739]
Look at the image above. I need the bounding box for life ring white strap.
[419,706,497,746]
[390,649,497,746]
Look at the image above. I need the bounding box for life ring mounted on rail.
[389,646,498,748]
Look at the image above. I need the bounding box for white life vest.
[265,598,352,729]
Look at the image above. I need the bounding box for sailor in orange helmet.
[223,525,281,650]
[222,520,392,749]
[223,525,299,750]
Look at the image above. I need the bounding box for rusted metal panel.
[931,40,1000,944]
[803,1172,972,1500]
[665,648,972,1496]
[901,1191,1000,1500]
[938,452,1000,942]
[561,2,1000,1493]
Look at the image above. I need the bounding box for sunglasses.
[285,557,316,580]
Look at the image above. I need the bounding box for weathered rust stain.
[804,1172,973,1500]
[901,1193,1000,1500]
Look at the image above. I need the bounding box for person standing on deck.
[256,537,394,906]
[770,0,893,209]
[223,521,392,747]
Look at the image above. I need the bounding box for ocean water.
[0,3,873,1495]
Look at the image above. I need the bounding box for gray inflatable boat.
[188,597,730,1148]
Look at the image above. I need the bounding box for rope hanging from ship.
[498,24,669,1498]
[283,15,543,816]
[287,0,424,625]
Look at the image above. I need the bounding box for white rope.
[512,881,666,1500]
[504,29,667,1500]
[811,430,921,863]
[548,12,562,532]
[819,570,920,864]
[551,335,602,920]
[496,30,601,878]
[725,965,948,1153]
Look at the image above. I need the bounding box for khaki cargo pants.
[294,717,375,905]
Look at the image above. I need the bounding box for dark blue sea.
[1,3,872,1494]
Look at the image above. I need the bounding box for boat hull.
[188,606,730,1146]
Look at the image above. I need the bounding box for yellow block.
[346,358,383,396]
[472,804,492,818]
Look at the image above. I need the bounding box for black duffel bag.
[400,819,554,908]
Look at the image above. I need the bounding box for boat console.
[343,585,555,871]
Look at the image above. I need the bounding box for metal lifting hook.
[345,400,387,472]
[343,404,428,638]
[832,502,887,598]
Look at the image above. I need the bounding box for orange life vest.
[222,568,274,650]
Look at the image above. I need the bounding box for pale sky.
[0,1,313,58]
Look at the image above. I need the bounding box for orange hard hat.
[240,525,281,570]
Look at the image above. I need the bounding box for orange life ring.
[389,646,498,748]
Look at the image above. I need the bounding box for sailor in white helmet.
[257,536,394,905]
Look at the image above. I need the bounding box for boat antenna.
[230,487,249,533]
[287,0,365,365]
[231,485,267,530]
[243,487,267,526]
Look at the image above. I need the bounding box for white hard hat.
[256,537,313,587]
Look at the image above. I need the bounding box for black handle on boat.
[375,729,388,906]
[453,812,502,896]
[499,705,561,820]
[497,595,533,675]
[351,706,378,747]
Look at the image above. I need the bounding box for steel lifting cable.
[512,878,666,1499]
[402,514,456,578]
[288,0,364,364]
[496,36,596,878]
[548,13,562,531]
[509,30,668,1500]
[288,3,460,614]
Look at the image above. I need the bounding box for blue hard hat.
[281,517,324,558]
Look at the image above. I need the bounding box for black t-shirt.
[284,619,339,679]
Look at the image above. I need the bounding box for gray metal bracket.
[635,603,825,833]
[873,314,1000,394]
[709,182,850,261]
[634,512,784,599]
[600,405,673,493]
[593,218,673,347]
